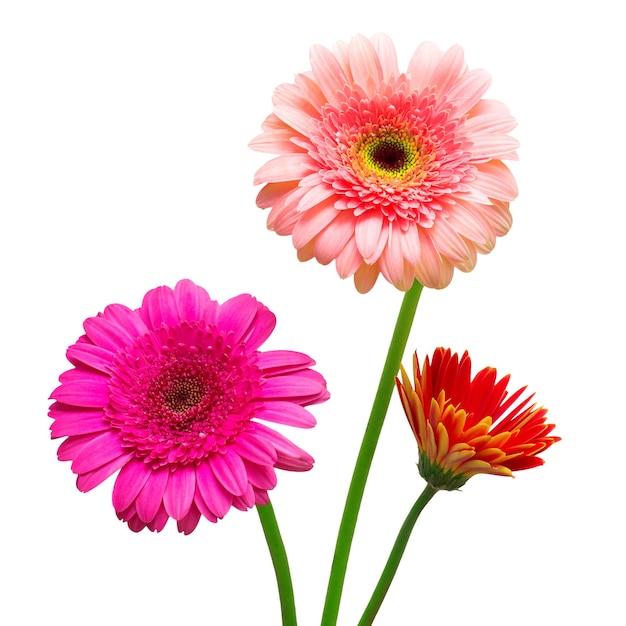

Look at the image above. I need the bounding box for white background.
[1,1,624,624]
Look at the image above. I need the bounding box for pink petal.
[430,44,466,95]
[233,432,277,465]
[295,183,337,214]
[309,44,349,105]
[193,487,219,523]
[136,469,169,523]
[255,350,315,375]
[353,261,380,294]
[469,134,520,163]
[407,41,444,91]
[209,449,248,497]
[66,342,114,373]
[83,304,146,352]
[173,279,218,324]
[76,451,134,493]
[448,68,492,116]
[253,154,317,184]
[218,294,269,346]
[49,406,108,438]
[195,463,233,518]
[243,461,277,490]
[255,401,317,428]
[370,33,399,78]
[177,504,202,534]
[57,433,96,461]
[242,304,277,351]
[249,128,300,153]
[335,236,363,279]
[429,217,472,265]
[255,181,299,209]
[355,211,387,263]
[260,372,327,403]
[71,429,125,474]
[292,202,341,249]
[253,423,314,471]
[348,34,383,93]
[472,161,518,201]
[112,459,152,512]
[147,504,169,532]
[140,285,180,329]
[314,211,358,265]
[163,465,196,520]
[274,103,317,136]
[51,369,109,407]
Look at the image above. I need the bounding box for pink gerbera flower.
[250,34,519,292]
[49,279,329,533]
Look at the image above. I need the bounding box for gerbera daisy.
[250,34,519,292]
[49,279,329,533]
[396,348,558,490]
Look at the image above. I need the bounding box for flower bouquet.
[49,34,558,625]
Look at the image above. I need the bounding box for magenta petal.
[50,407,108,438]
[71,430,125,474]
[140,285,180,329]
[232,483,256,511]
[255,401,317,428]
[136,468,169,523]
[57,433,97,461]
[163,465,196,520]
[255,350,315,375]
[261,371,328,403]
[217,294,262,344]
[147,504,169,532]
[76,451,134,492]
[233,432,277,465]
[177,503,202,534]
[242,305,276,351]
[195,463,233,518]
[193,487,219,523]
[253,423,314,471]
[83,304,146,352]
[112,460,152,512]
[51,369,109,408]
[244,461,277,490]
[66,342,115,373]
[209,449,248,497]
[173,279,218,324]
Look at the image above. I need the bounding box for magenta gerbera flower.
[49,279,329,534]
[250,34,519,292]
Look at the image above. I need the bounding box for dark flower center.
[368,138,411,173]
[162,378,207,414]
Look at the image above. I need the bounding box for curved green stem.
[357,484,438,626]
[257,501,298,626]
[321,280,424,626]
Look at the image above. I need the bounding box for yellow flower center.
[357,131,421,181]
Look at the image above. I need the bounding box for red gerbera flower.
[396,348,559,490]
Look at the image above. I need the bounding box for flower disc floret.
[50,280,329,533]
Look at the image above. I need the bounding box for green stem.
[257,501,298,626]
[320,280,424,626]
[357,484,438,626]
